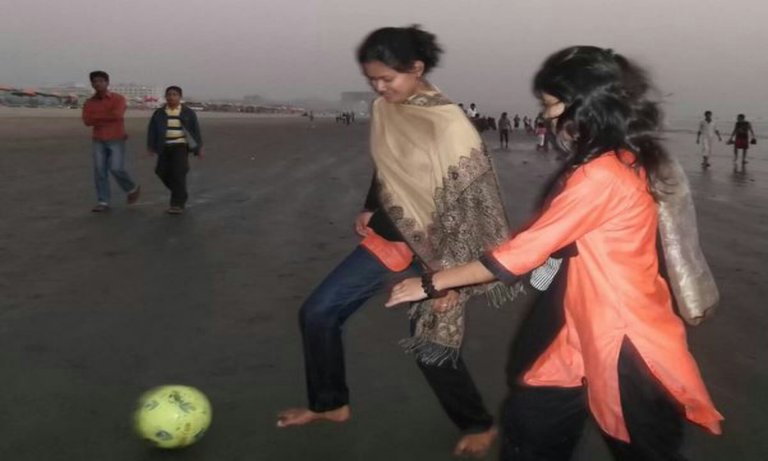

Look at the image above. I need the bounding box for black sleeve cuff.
[479,252,521,285]
[364,173,380,211]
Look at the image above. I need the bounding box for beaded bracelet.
[421,272,448,299]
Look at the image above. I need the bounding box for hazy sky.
[2,0,766,119]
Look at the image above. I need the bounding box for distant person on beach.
[523,115,532,133]
[727,113,756,164]
[146,85,203,215]
[386,45,723,461]
[81,70,141,212]
[499,112,512,149]
[468,102,479,118]
[696,110,722,168]
[513,113,521,129]
[534,121,547,151]
[276,25,513,458]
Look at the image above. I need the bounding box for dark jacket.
[147,104,203,155]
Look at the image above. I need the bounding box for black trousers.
[500,339,686,461]
[500,130,510,146]
[500,252,686,460]
[155,144,190,207]
[414,329,494,434]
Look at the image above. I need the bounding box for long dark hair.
[533,46,669,198]
[356,25,443,74]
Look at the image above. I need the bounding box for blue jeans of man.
[92,139,137,204]
[299,245,493,433]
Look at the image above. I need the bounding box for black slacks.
[155,144,190,207]
[501,251,686,460]
[500,338,686,461]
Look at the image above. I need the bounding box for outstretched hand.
[385,277,428,307]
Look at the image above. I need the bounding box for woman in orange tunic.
[386,46,723,460]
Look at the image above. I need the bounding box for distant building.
[340,91,376,116]
[111,83,164,107]
[37,83,93,106]
[243,94,265,105]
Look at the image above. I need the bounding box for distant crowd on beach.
[454,102,760,166]
[456,102,555,152]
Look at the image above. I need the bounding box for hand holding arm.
[385,261,495,307]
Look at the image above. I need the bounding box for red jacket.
[82,91,127,141]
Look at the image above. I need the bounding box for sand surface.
[0,112,766,460]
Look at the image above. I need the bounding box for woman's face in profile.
[362,60,425,104]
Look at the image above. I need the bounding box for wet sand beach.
[0,108,766,460]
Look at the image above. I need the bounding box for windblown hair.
[356,25,443,74]
[533,46,670,197]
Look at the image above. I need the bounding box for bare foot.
[276,405,351,428]
[453,426,498,458]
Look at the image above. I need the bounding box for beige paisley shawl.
[370,89,519,365]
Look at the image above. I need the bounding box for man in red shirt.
[82,70,140,212]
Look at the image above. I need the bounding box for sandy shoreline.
[4,106,765,142]
[0,105,307,120]
[0,116,766,460]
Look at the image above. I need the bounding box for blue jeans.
[299,245,493,433]
[92,140,137,204]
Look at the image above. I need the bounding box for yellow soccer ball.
[134,385,212,449]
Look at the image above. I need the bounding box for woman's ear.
[410,60,425,77]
